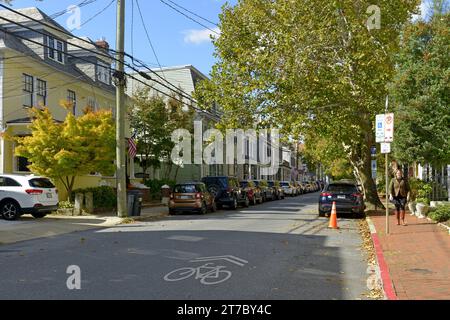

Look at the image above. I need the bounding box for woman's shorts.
[393,196,407,211]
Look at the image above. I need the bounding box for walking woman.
[389,170,411,226]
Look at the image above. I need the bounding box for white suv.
[280,181,296,196]
[0,175,59,221]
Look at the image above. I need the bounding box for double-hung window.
[47,36,64,64]
[67,90,76,115]
[97,62,111,85]
[36,79,47,106]
[22,74,33,107]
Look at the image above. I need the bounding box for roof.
[150,65,209,81]
[67,36,113,59]
[0,7,68,33]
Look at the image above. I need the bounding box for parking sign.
[375,114,385,143]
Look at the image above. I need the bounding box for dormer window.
[97,62,111,85]
[47,36,65,64]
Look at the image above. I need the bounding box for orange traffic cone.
[328,202,339,229]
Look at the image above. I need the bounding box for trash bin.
[127,190,143,216]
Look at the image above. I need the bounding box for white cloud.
[183,27,220,45]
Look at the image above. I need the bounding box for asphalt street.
[0,192,370,300]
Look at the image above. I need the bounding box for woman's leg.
[401,198,407,225]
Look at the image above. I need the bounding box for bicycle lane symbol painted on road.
[163,255,248,285]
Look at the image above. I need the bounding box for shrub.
[428,204,450,223]
[59,201,74,209]
[144,179,176,195]
[72,186,117,209]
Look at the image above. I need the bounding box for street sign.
[371,160,377,179]
[381,143,391,154]
[375,114,385,143]
[384,113,394,142]
[371,145,377,158]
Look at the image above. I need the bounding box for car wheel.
[207,184,220,199]
[1,200,21,221]
[318,210,326,218]
[200,202,207,215]
[230,197,238,210]
[169,209,177,215]
[32,212,47,219]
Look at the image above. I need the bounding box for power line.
[0,5,221,120]
[0,21,217,121]
[159,0,220,35]
[70,0,116,32]
[135,0,166,79]
[50,0,98,19]
[164,0,219,27]
[0,4,197,104]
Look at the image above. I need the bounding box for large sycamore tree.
[12,108,116,199]
[196,0,419,208]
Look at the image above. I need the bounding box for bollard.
[84,192,94,214]
[74,193,84,216]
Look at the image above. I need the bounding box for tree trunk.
[350,153,384,210]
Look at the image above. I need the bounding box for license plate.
[179,195,191,199]
[337,195,346,199]
[46,193,53,198]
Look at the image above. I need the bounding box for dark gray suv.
[201,176,249,209]
[318,181,365,217]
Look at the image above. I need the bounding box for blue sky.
[8,0,237,76]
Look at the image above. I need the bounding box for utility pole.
[385,96,389,235]
[115,0,127,217]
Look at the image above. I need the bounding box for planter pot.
[416,203,429,218]
[408,201,416,216]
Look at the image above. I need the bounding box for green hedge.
[71,186,117,209]
[428,204,450,223]
[144,179,176,199]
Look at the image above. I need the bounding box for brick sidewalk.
[368,211,450,300]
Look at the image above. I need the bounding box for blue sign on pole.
[371,160,377,180]
[371,146,377,157]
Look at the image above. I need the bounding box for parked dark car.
[240,180,264,205]
[318,181,365,217]
[268,180,285,200]
[169,182,216,215]
[253,180,275,201]
[201,176,249,209]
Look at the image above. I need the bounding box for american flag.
[128,132,137,159]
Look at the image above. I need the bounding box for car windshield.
[327,184,358,193]
[29,178,55,188]
[268,181,274,187]
[253,181,260,186]
[240,181,248,188]
[174,185,201,193]
[280,182,289,187]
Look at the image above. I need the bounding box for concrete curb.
[366,217,398,301]
[424,216,450,235]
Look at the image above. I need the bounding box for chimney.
[95,37,109,51]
